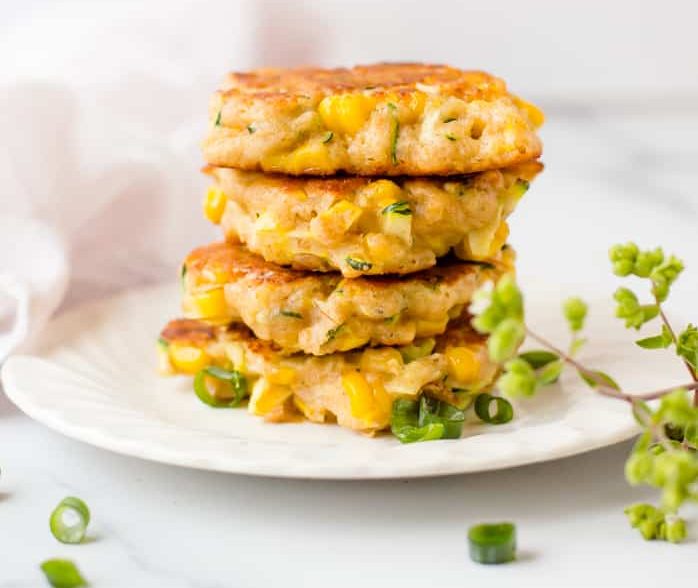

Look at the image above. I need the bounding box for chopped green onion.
[445,133,457,141]
[246,124,256,134]
[474,393,514,424]
[214,110,222,127]
[443,117,457,123]
[193,366,247,407]
[345,257,373,272]
[157,336,169,350]
[388,103,399,165]
[280,309,303,319]
[418,396,465,439]
[322,131,334,143]
[325,323,345,342]
[40,559,87,588]
[399,338,436,363]
[393,423,445,443]
[381,201,412,216]
[49,497,90,544]
[468,522,516,564]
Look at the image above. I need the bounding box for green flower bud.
[625,452,653,485]
[613,259,634,276]
[677,325,698,371]
[563,297,588,332]
[609,242,638,263]
[633,248,664,277]
[488,318,525,363]
[493,275,524,320]
[664,517,687,543]
[497,358,537,398]
[623,503,658,527]
[638,518,659,540]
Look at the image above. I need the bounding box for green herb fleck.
[214,110,222,127]
[157,336,170,349]
[322,131,333,143]
[443,117,457,123]
[280,310,303,319]
[388,103,399,165]
[247,124,256,134]
[381,200,412,216]
[445,133,457,141]
[345,257,373,272]
[326,323,345,342]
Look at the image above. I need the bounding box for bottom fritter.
[158,317,498,434]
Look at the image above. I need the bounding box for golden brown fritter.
[202,63,543,176]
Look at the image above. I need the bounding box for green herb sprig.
[469,242,698,544]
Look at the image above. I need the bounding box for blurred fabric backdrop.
[1,0,697,308]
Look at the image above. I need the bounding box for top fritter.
[203,63,543,176]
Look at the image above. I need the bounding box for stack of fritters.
[159,64,543,434]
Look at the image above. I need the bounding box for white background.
[1,1,697,586]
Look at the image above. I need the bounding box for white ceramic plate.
[1,283,684,479]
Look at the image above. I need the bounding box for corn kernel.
[361,179,403,210]
[407,92,426,120]
[320,200,363,232]
[192,288,227,319]
[446,346,481,384]
[249,379,293,416]
[381,212,412,244]
[365,233,395,263]
[370,379,393,422]
[359,348,404,375]
[169,344,210,375]
[414,316,449,336]
[488,221,509,257]
[267,366,297,386]
[514,96,545,129]
[203,186,227,224]
[264,141,334,174]
[318,93,377,135]
[342,371,375,421]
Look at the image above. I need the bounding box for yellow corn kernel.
[362,179,403,210]
[446,346,481,384]
[267,366,297,386]
[318,93,377,135]
[488,221,509,257]
[514,96,545,129]
[287,141,335,174]
[203,186,227,224]
[365,233,395,263]
[381,211,412,244]
[293,395,311,418]
[370,380,393,423]
[414,316,449,336]
[192,288,227,319]
[168,344,210,375]
[248,379,293,416]
[342,371,375,421]
[320,200,363,231]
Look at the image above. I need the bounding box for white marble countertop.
[2,111,698,587]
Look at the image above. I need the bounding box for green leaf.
[537,360,564,386]
[518,350,559,370]
[579,369,620,390]
[569,337,587,356]
[40,559,87,588]
[635,333,671,349]
[214,110,222,127]
[676,324,698,370]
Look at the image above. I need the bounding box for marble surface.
[2,111,698,587]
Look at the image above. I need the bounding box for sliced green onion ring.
[393,423,444,443]
[468,522,516,564]
[49,497,90,544]
[40,559,87,588]
[193,366,247,408]
[474,393,514,424]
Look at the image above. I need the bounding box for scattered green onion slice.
[418,396,465,439]
[388,103,399,165]
[40,559,87,588]
[322,131,334,143]
[246,124,256,134]
[345,257,373,272]
[49,497,90,544]
[214,110,222,127]
[393,423,444,443]
[280,309,303,319]
[445,133,457,141]
[474,393,514,424]
[325,323,345,342]
[468,522,516,564]
[381,200,412,216]
[193,366,247,407]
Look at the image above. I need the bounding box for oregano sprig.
[469,242,698,543]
